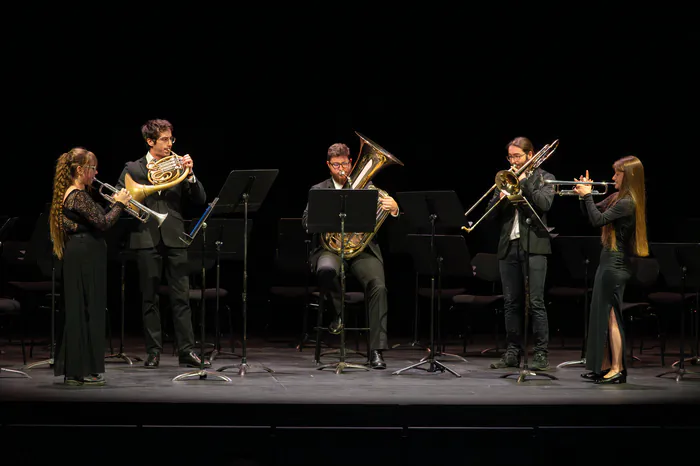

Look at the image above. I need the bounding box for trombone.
[462,139,560,233]
[543,180,615,196]
[93,178,168,227]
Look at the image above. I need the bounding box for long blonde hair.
[601,155,648,256]
[49,148,95,259]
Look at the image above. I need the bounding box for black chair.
[311,277,369,365]
[622,256,662,366]
[0,297,25,365]
[266,218,317,350]
[447,252,504,355]
[647,243,700,369]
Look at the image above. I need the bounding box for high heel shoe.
[580,369,610,381]
[594,371,626,384]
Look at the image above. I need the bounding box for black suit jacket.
[486,167,556,259]
[301,178,384,265]
[116,156,206,249]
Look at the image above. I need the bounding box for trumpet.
[93,178,168,227]
[543,180,615,196]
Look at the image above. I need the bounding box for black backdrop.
[2,9,697,339]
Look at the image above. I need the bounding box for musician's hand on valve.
[181,154,194,170]
[381,196,399,216]
[573,170,592,196]
[114,188,132,205]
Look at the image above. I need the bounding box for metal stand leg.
[394,218,461,377]
[501,222,557,383]
[173,223,231,383]
[1,367,31,378]
[657,274,700,382]
[315,217,368,375]
[105,259,142,365]
[392,273,429,352]
[24,265,58,371]
[216,193,273,376]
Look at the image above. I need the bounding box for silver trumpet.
[544,180,615,196]
[93,178,168,227]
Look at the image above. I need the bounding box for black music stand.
[187,218,250,362]
[392,191,467,377]
[215,169,278,376]
[306,188,377,374]
[554,236,602,369]
[0,217,30,378]
[652,243,700,382]
[173,198,232,382]
[104,216,142,365]
[23,205,61,371]
[500,194,558,382]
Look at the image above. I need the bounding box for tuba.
[320,132,404,259]
[124,150,191,204]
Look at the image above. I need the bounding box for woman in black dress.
[49,147,131,385]
[573,156,648,384]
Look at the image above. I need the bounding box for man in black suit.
[117,119,209,368]
[301,142,399,370]
[487,136,556,371]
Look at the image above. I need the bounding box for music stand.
[554,236,602,369]
[215,169,278,376]
[104,216,142,365]
[499,194,557,382]
[306,188,377,374]
[392,191,467,377]
[172,198,231,382]
[23,205,60,371]
[0,217,30,378]
[187,218,250,362]
[652,243,700,382]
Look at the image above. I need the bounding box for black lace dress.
[581,193,636,374]
[53,189,125,379]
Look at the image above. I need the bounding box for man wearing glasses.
[117,119,209,369]
[302,142,399,369]
[486,137,556,371]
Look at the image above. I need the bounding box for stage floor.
[2,334,700,465]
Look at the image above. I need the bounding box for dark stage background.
[2,10,698,340]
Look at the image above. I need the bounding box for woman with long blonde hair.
[573,156,648,384]
[49,147,131,385]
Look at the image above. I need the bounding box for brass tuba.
[320,132,404,259]
[125,150,191,204]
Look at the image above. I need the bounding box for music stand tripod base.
[23,358,54,370]
[500,367,558,383]
[217,362,275,376]
[557,357,586,369]
[392,358,461,377]
[105,352,142,365]
[1,367,31,378]
[317,360,370,375]
[173,368,232,382]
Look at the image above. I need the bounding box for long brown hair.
[49,148,95,259]
[601,155,648,256]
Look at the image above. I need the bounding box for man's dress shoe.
[370,350,386,370]
[179,351,211,368]
[328,316,344,334]
[144,353,160,368]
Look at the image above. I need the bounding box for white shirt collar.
[332,178,343,189]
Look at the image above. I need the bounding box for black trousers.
[136,242,195,355]
[499,239,549,354]
[54,233,107,378]
[315,250,389,351]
